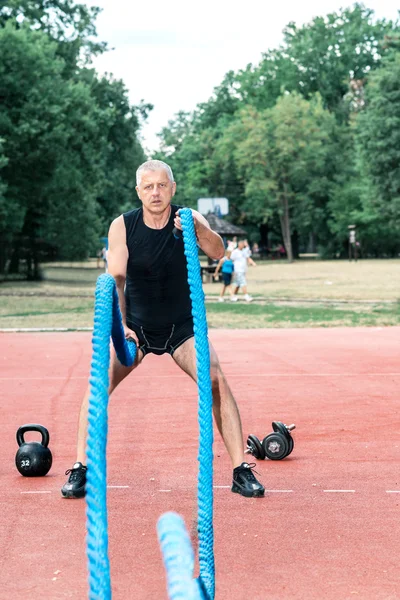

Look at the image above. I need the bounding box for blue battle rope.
[158,208,215,600]
[157,512,203,600]
[85,274,136,599]
[85,208,214,599]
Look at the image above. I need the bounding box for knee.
[210,358,222,387]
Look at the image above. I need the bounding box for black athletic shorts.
[127,316,194,357]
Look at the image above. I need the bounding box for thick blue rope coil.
[158,209,215,600]
[157,513,203,600]
[84,211,215,599]
[86,274,136,599]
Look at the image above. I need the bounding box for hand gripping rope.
[85,208,215,599]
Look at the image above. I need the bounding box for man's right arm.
[107,216,133,336]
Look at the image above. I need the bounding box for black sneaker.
[232,462,265,498]
[61,462,87,498]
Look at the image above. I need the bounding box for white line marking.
[107,485,130,489]
[0,376,88,381]
[212,487,294,492]
[1,372,399,381]
[20,490,52,494]
[0,328,93,332]
[16,488,400,495]
[0,327,93,332]
[323,490,355,493]
[228,373,400,378]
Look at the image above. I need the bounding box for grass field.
[0,258,399,329]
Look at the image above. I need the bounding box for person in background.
[227,236,237,251]
[243,239,252,259]
[101,246,108,272]
[251,242,260,256]
[213,249,235,302]
[231,239,257,302]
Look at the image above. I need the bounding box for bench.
[200,265,219,283]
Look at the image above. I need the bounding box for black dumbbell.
[245,421,296,461]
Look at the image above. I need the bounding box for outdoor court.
[1,327,399,599]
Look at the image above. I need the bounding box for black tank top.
[123,205,192,328]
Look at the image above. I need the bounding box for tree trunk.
[0,234,8,274]
[8,243,21,274]
[259,222,269,248]
[279,193,293,262]
[27,236,42,281]
[292,229,299,259]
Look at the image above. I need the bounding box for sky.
[89,0,399,154]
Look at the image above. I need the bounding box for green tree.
[88,72,150,229]
[354,52,400,255]
[0,0,106,71]
[157,112,212,206]
[0,139,8,270]
[0,3,149,277]
[0,23,106,276]
[268,4,399,118]
[219,93,335,261]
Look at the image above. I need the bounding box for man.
[231,240,257,302]
[61,160,264,499]
[227,236,237,251]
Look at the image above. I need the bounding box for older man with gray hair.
[61,159,264,499]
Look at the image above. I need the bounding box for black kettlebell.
[15,424,52,477]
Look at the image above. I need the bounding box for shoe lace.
[65,466,87,482]
[240,462,260,482]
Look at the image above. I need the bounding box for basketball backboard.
[197,197,229,217]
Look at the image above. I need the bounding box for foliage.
[218,94,336,260]
[0,9,148,276]
[0,0,106,69]
[0,23,105,273]
[157,4,400,258]
[356,52,400,238]
[87,71,148,228]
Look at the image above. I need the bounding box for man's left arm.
[174,209,225,260]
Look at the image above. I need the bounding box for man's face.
[136,169,176,213]
[238,240,245,250]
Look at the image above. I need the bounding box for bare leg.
[76,346,144,463]
[172,337,245,468]
[219,285,227,298]
[222,284,234,298]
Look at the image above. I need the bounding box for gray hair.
[136,160,174,187]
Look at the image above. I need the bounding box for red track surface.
[0,328,399,599]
